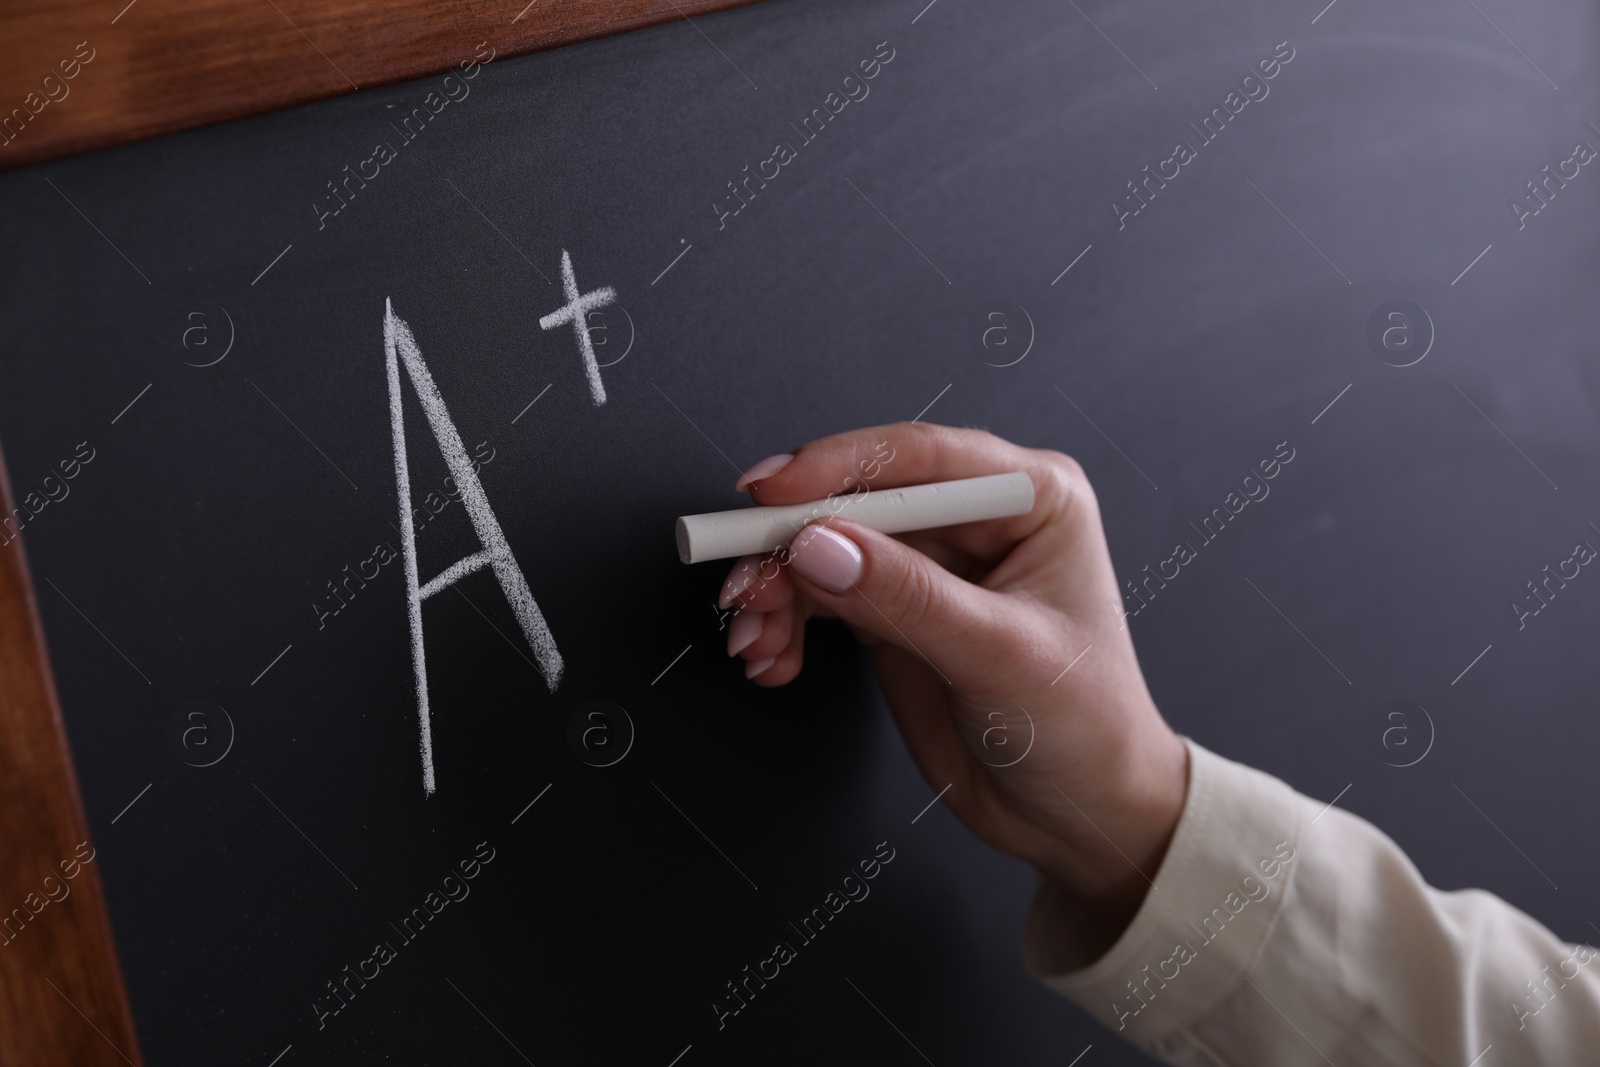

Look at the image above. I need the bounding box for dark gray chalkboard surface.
[3,0,1599,1062]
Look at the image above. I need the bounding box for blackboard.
[3,0,1600,1062]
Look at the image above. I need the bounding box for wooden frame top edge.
[0,0,761,171]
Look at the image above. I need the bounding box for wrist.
[1025,728,1190,964]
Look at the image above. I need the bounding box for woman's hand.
[719,422,1189,964]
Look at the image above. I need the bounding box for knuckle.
[1034,448,1095,508]
[1040,448,1086,485]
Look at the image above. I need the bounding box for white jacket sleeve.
[1021,738,1600,1065]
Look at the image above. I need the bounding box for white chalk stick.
[676,472,1035,564]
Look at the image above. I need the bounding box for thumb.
[785,519,1019,685]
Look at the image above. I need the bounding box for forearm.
[1024,739,1600,1065]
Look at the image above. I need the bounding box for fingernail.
[745,656,777,679]
[735,453,793,492]
[789,525,862,594]
[719,555,763,609]
[727,611,764,656]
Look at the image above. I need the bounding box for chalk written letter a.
[384,298,563,794]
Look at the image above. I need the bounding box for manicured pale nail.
[735,453,793,492]
[727,611,764,656]
[745,656,777,679]
[719,555,763,608]
[789,525,862,594]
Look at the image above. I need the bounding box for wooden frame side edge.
[0,440,144,1066]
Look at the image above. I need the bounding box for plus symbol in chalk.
[539,250,617,406]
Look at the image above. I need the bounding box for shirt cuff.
[1021,737,1306,1043]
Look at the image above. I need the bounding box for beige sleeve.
[1021,738,1600,1065]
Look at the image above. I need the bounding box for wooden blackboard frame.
[0,0,756,1059]
[0,457,145,1066]
[0,0,759,172]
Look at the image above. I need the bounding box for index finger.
[741,421,1074,552]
